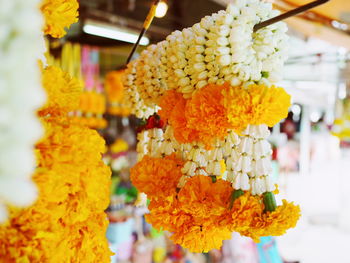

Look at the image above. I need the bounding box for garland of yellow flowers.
[0,1,111,261]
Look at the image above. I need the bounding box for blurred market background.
[48,0,350,262]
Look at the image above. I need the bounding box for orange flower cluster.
[159,83,291,146]
[139,172,300,252]
[130,154,184,199]
[146,175,233,253]
[0,66,112,262]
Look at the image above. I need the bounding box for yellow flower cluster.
[41,0,79,38]
[0,66,112,262]
[39,65,82,117]
[223,84,291,131]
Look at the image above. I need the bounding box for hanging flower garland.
[0,66,112,262]
[0,0,45,223]
[105,70,131,116]
[125,0,300,253]
[0,0,111,261]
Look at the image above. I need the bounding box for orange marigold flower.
[169,97,201,143]
[130,154,184,199]
[159,90,184,123]
[185,83,232,147]
[146,196,192,233]
[177,174,232,219]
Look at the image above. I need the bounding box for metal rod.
[126,28,146,64]
[126,0,161,64]
[253,0,330,32]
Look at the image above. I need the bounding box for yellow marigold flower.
[222,192,262,231]
[223,192,300,242]
[251,199,301,238]
[130,154,184,199]
[170,221,232,253]
[41,0,79,38]
[0,121,112,262]
[249,84,291,127]
[222,84,291,133]
[39,65,82,117]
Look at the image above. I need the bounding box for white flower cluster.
[122,61,158,119]
[225,125,275,194]
[136,124,277,195]
[123,0,288,114]
[136,126,180,160]
[0,0,45,222]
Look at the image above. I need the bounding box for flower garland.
[123,0,288,117]
[126,0,300,253]
[105,70,131,116]
[0,0,111,261]
[0,0,45,223]
[70,90,108,129]
[0,66,112,262]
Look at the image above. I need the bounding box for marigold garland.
[0,66,112,262]
[159,83,291,146]
[124,0,300,254]
[41,0,79,38]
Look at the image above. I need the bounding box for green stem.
[263,192,277,212]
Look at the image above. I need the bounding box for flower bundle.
[0,0,45,222]
[70,90,108,129]
[125,0,300,253]
[0,0,111,261]
[0,66,112,262]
